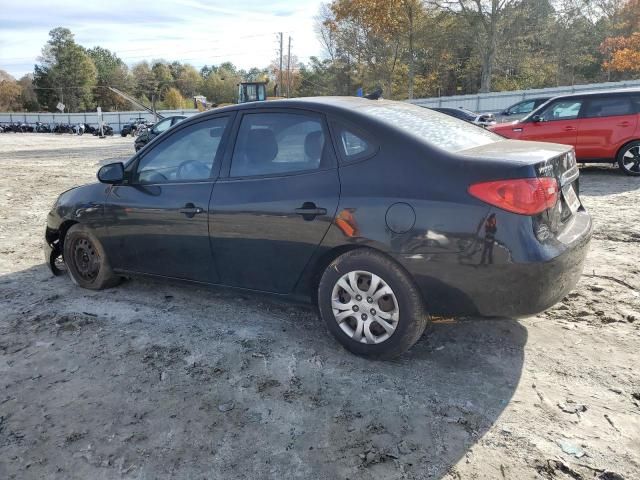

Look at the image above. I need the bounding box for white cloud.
[0,0,325,78]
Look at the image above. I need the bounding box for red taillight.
[468,177,558,215]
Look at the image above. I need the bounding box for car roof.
[202,96,375,114]
[546,88,640,101]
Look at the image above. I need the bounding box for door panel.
[104,116,232,282]
[576,96,638,160]
[106,183,217,282]
[576,115,637,160]
[518,98,583,147]
[209,170,340,293]
[518,119,580,147]
[209,110,340,294]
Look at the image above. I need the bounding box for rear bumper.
[395,211,592,318]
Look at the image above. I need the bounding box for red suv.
[490,89,640,175]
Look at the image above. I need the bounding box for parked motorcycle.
[92,124,114,136]
[35,122,51,133]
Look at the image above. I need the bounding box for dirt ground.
[0,134,638,480]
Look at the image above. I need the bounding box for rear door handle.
[617,122,631,127]
[564,126,577,131]
[295,202,327,220]
[179,203,204,218]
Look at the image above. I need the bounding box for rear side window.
[331,122,377,162]
[584,96,633,118]
[230,113,327,177]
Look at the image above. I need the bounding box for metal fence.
[408,79,640,113]
[0,109,199,133]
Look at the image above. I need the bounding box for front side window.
[583,96,633,118]
[509,100,535,114]
[136,117,229,183]
[230,113,326,177]
[151,117,172,135]
[538,100,583,121]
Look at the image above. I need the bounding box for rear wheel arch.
[615,139,640,160]
[307,245,426,307]
[615,139,640,175]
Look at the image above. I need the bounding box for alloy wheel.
[622,145,640,173]
[331,270,399,344]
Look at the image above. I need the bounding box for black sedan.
[45,97,592,358]
[429,107,496,127]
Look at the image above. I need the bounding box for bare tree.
[432,0,517,92]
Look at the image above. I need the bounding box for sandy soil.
[0,134,639,480]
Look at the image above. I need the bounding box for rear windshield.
[360,101,500,152]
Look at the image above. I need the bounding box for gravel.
[0,134,639,479]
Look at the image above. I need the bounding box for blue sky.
[0,0,325,78]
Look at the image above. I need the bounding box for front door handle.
[564,126,577,131]
[295,202,327,221]
[617,122,631,127]
[179,203,204,218]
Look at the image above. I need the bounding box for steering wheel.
[176,160,210,180]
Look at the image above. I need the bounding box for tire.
[63,224,121,290]
[617,140,640,176]
[318,249,428,359]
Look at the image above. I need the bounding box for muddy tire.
[63,224,121,290]
[318,249,428,359]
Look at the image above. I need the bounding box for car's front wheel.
[318,249,428,359]
[63,224,121,290]
[617,141,640,176]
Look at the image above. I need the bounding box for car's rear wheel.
[63,224,121,290]
[617,141,640,176]
[318,249,428,359]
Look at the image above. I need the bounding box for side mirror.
[97,162,124,184]
[531,115,542,123]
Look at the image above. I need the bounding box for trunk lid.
[458,139,582,236]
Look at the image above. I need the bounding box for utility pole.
[286,36,292,98]
[278,32,283,98]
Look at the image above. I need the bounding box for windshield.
[361,101,500,152]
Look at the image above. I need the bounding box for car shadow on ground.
[578,164,640,196]
[1,264,526,479]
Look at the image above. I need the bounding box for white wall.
[408,79,640,113]
[0,109,199,133]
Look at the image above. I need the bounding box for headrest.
[246,128,278,164]
[304,131,324,163]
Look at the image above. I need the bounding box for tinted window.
[508,100,535,114]
[136,117,228,183]
[584,96,633,118]
[538,99,582,121]
[152,117,172,134]
[362,102,499,152]
[341,129,369,157]
[230,113,326,177]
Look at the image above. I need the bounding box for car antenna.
[364,87,383,100]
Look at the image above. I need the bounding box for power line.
[0,30,303,63]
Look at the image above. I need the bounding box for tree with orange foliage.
[601,32,640,74]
